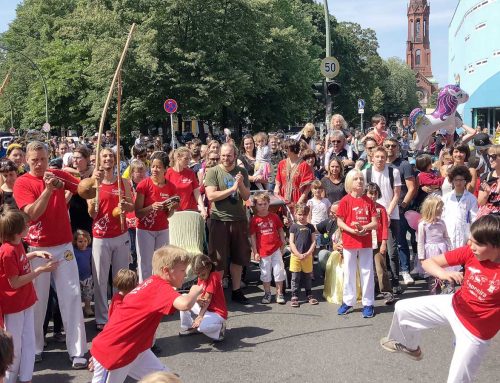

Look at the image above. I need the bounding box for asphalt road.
[33,266,500,383]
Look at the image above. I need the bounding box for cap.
[473,133,492,149]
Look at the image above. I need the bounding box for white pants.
[4,307,35,383]
[180,303,225,340]
[92,232,131,325]
[260,249,286,283]
[30,243,87,357]
[388,294,490,383]
[91,349,168,383]
[136,228,169,282]
[342,248,374,306]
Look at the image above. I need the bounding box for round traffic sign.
[320,56,340,79]
[9,127,15,134]
[163,99,178,114]
[42,122,51,133]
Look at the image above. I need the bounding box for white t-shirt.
[307,197,332,225]
[363,166,402,220]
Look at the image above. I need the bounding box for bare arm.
[173,284,203,311]
[459,124,477,145]
[289,232,300,255]
[387,185,401,217]
[8,260,58,289]
[467,168,477,193]
[205,184,236,203]
[422,255,464,284]
[402,177,417,207]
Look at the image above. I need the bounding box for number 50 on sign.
[320,56,340,79]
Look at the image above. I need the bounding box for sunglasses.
[366,146,376,150]
[384,144,397,148]
[488,154,498,161]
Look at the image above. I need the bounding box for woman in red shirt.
[135,152,178,282]
[165,147,206,218]
[89,148,134,329]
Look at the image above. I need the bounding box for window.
[424,20,427,37]
[465,34,470,42]
[494,50,500,57]
[415,50,421,66]
[476,59,488,66]
[416,19,421,38]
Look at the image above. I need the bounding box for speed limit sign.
[320,56,340,79]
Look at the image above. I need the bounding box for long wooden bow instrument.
[78,23,136,208]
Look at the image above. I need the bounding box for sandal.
[290,296,300,308]
[307,295,319,305]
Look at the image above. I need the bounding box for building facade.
[406,0,439,107]
[449,0,500,132]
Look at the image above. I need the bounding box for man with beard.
[189,138,203,173]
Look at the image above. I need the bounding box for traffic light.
[327,80,340,96]
[312,81,326,103]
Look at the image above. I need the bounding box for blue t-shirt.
[74,247,92,280]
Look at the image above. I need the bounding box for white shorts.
[259,249,286,283]
[91,349,169,383]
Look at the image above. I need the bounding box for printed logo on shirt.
[64,250,74,262]
[465,266,500,300]
[94,215,110,237]
[353,206,369,224]
[27,222,43,244]
[257,220,274,235]
[129,278,153,295]
[180,177,191,184]
[141,210,157,229]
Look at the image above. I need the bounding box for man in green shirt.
[205,143,251,303]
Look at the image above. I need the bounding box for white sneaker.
[401,271,414,285]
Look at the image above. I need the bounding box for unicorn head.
[431,85,469,121]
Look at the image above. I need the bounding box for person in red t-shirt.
[179,254,227,341]
[90,245,202,383]
[89,147,135,330]
[249,192,287,305]
[365,183,394,305]
[108,269,138,319]
[135,152,179,283]
[381,215,500,382]
[13,141,88,368]
[165,147,207,218]
[336,169,378,318]
[0,206,58,382]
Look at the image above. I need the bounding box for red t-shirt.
[92,181,128,238]
[165,168,199,211]
[0,242,37,314]
[445,246,500,340]
[136,178,177,231]
[91,275,180,369]
[375,203,389,242]
[275,160,314,204]
[14,170,79,247]
[108,292,124,319]
[198,272,227,320]
[249,213,283,256]
[337,194,376,249]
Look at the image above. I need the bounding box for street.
[33,266,500,383]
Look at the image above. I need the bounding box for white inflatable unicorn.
[410,84,469,150]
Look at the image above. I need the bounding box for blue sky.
[1,0,457,85]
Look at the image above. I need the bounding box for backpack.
[366,165,395,190]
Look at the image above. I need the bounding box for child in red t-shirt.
[381,215,500,382]
[249,192,287,305]
[336,169,378,318]
[0,206,58,383]
[179,254,227,341]
[365,182,394,305]
[108,269,139,319]
[90,245,203,383]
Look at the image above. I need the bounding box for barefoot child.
[0,206,58,383]
[73,229,94,317]
[249,192,287,304]
[381,214,500,382]
[179,255,227,341]
[90,245,202,383]
[289,204,318,307]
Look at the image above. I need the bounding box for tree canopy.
[0,0,420,136]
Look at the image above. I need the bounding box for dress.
[417,220,452,260]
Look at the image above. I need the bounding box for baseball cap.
[473,133,492,149]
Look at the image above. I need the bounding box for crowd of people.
[0,113,499,383]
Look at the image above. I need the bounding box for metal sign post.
[358,99,365,134]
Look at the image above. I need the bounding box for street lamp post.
[0,45,50,126]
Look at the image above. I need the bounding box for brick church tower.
[406,0,438,107]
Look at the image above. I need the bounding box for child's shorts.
[289,254,313,273]
[80,276,93,301]
[259,249,286,283]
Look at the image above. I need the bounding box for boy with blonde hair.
[90,246,202,383]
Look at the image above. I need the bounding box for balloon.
[410,84,469,150]
[404,210,422,232]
